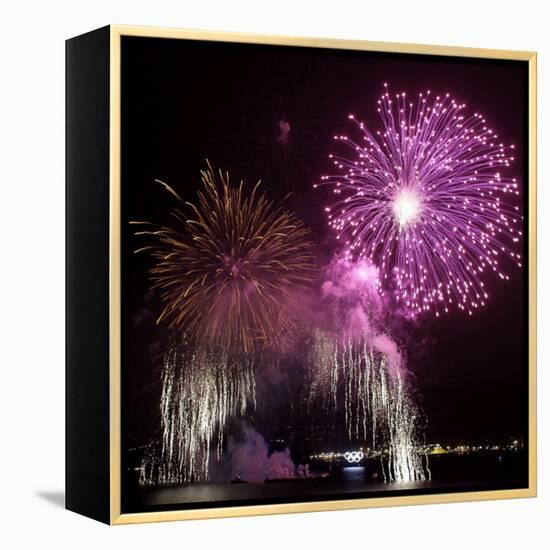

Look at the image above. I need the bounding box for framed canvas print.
[66,25,537,525]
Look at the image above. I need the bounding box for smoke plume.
[228,427,310,482]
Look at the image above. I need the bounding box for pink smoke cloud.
[228,427,311,483]
[321,254,405,377]
[372,333,403,378]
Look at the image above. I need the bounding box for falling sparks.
[140,341,256,484]
[318,85,522,317]
[305,254,430,482]
[132,162,316,353]
[305,256,430,482]
[307,329,429,482]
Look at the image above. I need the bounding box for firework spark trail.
[307,329,429,482]
[317,85,522,317]
[307,329,339,411]
[135,163,316,484]
[133,162,316,354]
[140,342,256,485]
[306,255,429,482]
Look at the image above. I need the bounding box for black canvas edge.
[66,25,111,525]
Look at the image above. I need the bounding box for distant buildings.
[308,439,523,462]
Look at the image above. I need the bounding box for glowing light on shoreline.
[344,450,364,463]
[318,85,522,317]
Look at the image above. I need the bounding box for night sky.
[120,36,528,456]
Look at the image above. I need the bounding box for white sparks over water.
[307,329,429,482]
[140,342,256,485]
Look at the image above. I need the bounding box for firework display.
[307,330,429,482]
[135,164,315,484]
[140,342,256,484]
[125,45,526,508]
[306,255,429,482]
[133,163,316,354]
[318,85,522,317]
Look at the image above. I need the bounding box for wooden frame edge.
[109,25,122,525]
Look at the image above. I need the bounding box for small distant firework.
[133,162,316,352]
[140,342,256,484]
[318,84,522,316]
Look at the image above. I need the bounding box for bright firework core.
[392,189,422,228]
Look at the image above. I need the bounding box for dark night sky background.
[120,36,528,457]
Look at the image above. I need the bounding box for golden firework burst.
[133,162,316,353]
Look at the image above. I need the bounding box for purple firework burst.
[317,84,522,317]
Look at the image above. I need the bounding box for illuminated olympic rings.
[344,451,364,463]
